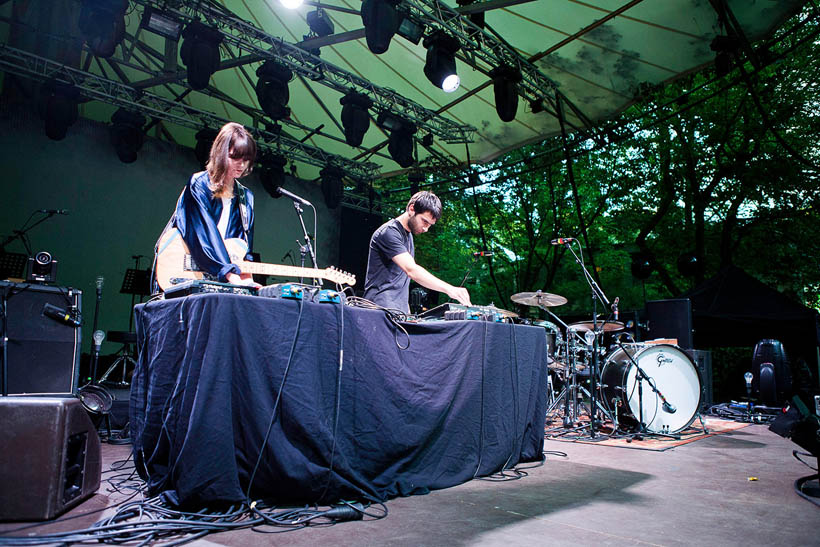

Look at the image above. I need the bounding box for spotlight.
[109,109,145,164]
[710,35,738,78]
[180,21,223,91]
[194,127,218,168]
[78,0,127,58]
[27,251,58,284]
[41,81,79,141]
[140,6,182,41]
[676,251,702,278]
[258,153,288,198]
[321,165,344,209]
[378,113,416,168]
[340,90,373,147]
[361,0,401,54]
[307,8,335,37]
[256,61,293,121]
[423,32,460,93]
[630,252,653,280]
[490,65,522,122]
[280,0,304,8]
[396,12,425,45]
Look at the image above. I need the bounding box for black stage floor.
[2,424,818,545]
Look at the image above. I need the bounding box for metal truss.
[340,190,383,214]
[0,44,379,179]
[128,0,477,145]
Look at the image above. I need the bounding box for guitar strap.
[235,181,250,240]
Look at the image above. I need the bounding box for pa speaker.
[645,298,693,350]
[0,281,82,395]
[0,397,101,521]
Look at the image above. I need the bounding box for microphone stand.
[290,201,320,286]
[562,241,612,438]
[89,277,104,384]
[0,210,60,254]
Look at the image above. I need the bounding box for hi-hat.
[568,320,624,333]
[510,290,568,307]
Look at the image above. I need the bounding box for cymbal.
[568,320,625,333]
[510,291,568,308]
[485,305,518,318]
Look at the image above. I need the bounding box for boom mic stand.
[289,200,320,286]
[560,240,616,438]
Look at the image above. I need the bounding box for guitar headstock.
[323,266,356,286]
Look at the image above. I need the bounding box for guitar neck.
[238,261,325,280]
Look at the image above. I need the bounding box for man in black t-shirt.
[363,191,471,313]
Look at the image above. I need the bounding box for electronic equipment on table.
[416,302,517,322]
[163,279,259,299]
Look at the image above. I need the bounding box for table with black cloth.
[130,294,548,506]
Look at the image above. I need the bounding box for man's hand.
[446,286,471,306]
[226,272,261,288]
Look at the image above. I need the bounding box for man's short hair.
[407,191,442,221]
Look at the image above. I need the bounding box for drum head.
[604,344,701,434]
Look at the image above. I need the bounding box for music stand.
[0,252,28,281]
[120,268,151,333]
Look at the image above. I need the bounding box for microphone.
[42,303,81,327]
[273,186,312,206]
[612,296,620,321]
[472,251,493,257]
[550,237,575,245]
[39,209,69,215]
[662,401,677,414]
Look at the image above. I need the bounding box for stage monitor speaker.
[686,349,713,409]
[0,281,82,395]
[645,298,693,350]
[0,397,101,521]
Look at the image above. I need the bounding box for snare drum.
[600,344,701,434]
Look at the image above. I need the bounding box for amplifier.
[0,281,82,395]
[163,279,258,299]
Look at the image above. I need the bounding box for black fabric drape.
[131,295,547,506]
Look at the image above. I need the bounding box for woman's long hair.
[206,122,257,196]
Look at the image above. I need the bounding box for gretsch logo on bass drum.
[656,352,674,366]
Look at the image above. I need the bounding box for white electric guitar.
[155,228,356,291]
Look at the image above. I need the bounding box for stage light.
[321,165,344,209]
[140,6,182,40]
[710,35,738,78]
[490,65,522,122]
[109,109,146,164]
[423,32,460,93]
[280,0,304,8]
[361,0,401,54]
[78,0,127,58]
[180,21,223,91]
[377,113,416,168]
[307,8,335,37]
[340,90,373,147]
[396,12,425,45]
[258,153,288,198]
[194,127,219,168]
[41,81,79,141]
[256,61,293,121]
[630,252,653,280]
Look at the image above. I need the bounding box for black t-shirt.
[363,218,414,313]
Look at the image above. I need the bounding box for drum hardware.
[511,290,568,308]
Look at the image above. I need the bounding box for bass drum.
[601,344,701,434]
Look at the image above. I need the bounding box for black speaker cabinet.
[0,281,82,395]
[645,298,693,350]
[0,397,101,521]
[686,349,713,409]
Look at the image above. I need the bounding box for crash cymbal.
[567,320,625,333]
[484,305,518,318]
[510,291,568,307]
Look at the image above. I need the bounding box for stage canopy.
[0,0,807,185]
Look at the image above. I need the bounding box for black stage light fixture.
[710,35,738,78]
[27,251,58,284]
[258,153,288,198]
[408,171,424,195]
[423,31,460,93]
[455,0,485,37]
[256,61,293,121]
[361,0,401,54]
[109,109,146,164]
[377,112,416,168]
[78,0,127,58]
[396,11,425,45]
[140,6,183,41]
[194,127,219,168]
[340,90,373,147]
[676,251,702,278]
[41,81,79,141]
[180,21,223,91]
[630,252,653,280]
[321,165,344,209]
[490,65,522,122]
[307,8,335,37]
